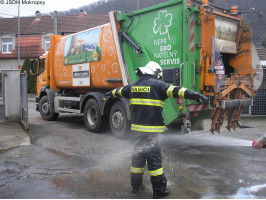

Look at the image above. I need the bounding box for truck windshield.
[39,59,45,74]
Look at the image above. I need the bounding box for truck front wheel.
[84,98,104,133]
[109,101,130,138]
[39,95,59,121]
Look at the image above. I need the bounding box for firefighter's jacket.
[111,75,189,133]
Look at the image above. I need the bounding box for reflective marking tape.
[190,13,195,52]
[167,85,175,98]
[177,98,184,104]
[178,87,186,99]
[129,99,165,108]
[149,168,164,176]
[131,124,165,133]
[131,166,145,174]
[187,104,208,112]
[118,88,123,97]
[112,89,117,97]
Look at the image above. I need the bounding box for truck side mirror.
[30,60,35,74]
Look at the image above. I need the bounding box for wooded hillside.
[59,0,266,45]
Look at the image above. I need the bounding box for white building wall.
[261,60,266,68]
[0,59,25,70]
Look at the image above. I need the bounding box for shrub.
[20,56,37,93]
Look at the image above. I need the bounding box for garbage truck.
[32,0,263,137]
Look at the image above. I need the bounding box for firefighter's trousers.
[130,134,167,193]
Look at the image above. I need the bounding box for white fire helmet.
[136,61,163,79]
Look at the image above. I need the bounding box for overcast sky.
[0,0,100,18]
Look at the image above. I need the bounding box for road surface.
[0,101,266,198]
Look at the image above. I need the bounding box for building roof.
[0,13,109,60]
[57,14,109,34]
[0,14,109,35]
[0,16,53,35]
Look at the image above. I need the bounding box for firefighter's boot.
[131,172,145,194]
[132,184,145,194]
[151,175,170,199]
[153,188,170,199]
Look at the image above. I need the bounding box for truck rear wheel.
[84,98,103,133]
[109,101,130,138]
[39,95,59,121]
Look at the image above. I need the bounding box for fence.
[0,73,4,121]
[21,72,28,130]
[242,67,266,116]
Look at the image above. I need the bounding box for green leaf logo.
[153,10,173,40]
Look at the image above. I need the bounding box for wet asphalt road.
[1,101,266,198]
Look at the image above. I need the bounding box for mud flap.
[181,118,191,134]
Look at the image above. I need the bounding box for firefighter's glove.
[185,90,207,103]
[105,91,113,97]
[194,92,208,104]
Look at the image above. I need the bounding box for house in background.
[0,11,109,70]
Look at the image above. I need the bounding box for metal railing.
[0,72,5,121]
[20,72,28,131]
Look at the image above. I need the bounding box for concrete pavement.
[0,121,31,152]
[0,95,34,152]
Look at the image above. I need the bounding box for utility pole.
[54,11,58,35]
[17,1,20,69]
[137,0,140,10]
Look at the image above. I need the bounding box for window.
[45,37,50,51]
[2,38,13,53]
[39,59,45,74]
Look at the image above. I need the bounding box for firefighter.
[106,61,208,199]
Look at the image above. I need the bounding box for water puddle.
[232,183,266,199]
[203,183,266,199]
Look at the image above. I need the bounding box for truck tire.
[39,95,59,121]
[109,101,130,138]
[84,98,103,133]
[166,122,182,131]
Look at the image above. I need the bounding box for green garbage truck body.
[115,1,204,131]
